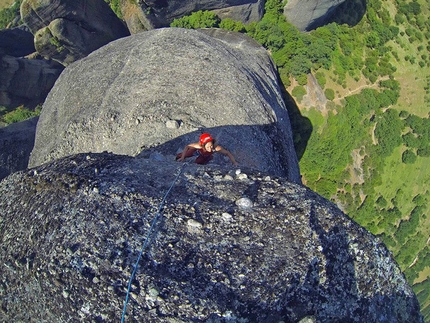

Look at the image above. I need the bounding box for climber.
[176,133,238,165]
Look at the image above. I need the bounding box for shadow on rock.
[137,122,300,183]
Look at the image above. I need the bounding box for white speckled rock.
[0,153,423,322]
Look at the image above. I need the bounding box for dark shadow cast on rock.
[122,192,423,322]
[137,122,301,182]
[277,77,313,162]
[0,116,38,181]
[307,0,367,31]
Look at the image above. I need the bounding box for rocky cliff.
[120,0,265,33]
[0,14,424,323]
[20,0,130,66]
[0,53,64,108]
[28,28,301,183]
[283,0,347,31]
[0,0,361,110]
[120,0,357,34]
[0,153,423,322]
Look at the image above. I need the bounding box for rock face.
[283,0,347,31]
[20,0,130,66]
[121,0,264,33]
[0,25,64,109]
[0,153,423,322]
[0,53,64,108]
[29,28,301,183]
[0,117,38,180]
[0,25,35,57]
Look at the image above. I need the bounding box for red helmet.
[199,133,213,145]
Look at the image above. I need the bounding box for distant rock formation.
[20,0,130,66]
[283,0,347,31]
[29,28,301,183]
[0,53,64,108]
[120,0,265,33]
[0,24,64,109]
[0,153,423,322]
[0,116,38,180]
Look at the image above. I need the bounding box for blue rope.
[120,162,186,322]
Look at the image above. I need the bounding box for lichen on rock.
[0,153,423,322]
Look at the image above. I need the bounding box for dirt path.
[332,76,389,105]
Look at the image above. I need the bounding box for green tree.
[324,88,335,101]
[171,11,220,29]
[402,149,417,164]
[417,146,430,157]
[374,109,403,157]
[219,18,246,32]
[366,31,381,48]
[292,86,307,102]
[315,71,326,88]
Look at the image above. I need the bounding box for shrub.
[323,88,334,100]
[417,146,430,157]
[171,11,220,29]
[2,105,41,125]
[292,85,307,102]
[401,149,417,164]
[219,18,246,32]
[315,71,326,88]
[412,194,426,206]
[104,0,122,19]
[399,110,409,118]
[375,195,388,208]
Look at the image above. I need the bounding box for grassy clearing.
[0,0,16,10]
[375,145,430,216]
[417,267,430,284]
[391,45,430,117]
[386,25,430,117]
[374,145,430,278]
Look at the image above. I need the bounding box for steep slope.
[28,28,300,182]
[0,152,423,322]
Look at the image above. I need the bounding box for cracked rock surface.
[0,153,423,322]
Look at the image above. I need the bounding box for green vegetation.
[171,0,430,320]
[104,0,122,19]
[0,105,41,125]
[171,10,220,28]
[291,86,306,102]
[0,0,21,29]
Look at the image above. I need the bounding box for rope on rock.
[120,162,187,322]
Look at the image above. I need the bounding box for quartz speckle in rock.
[0,153,423,322]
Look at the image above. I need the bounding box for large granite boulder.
[0,53,64,108]
[20,0,130,65]
[283,0,347,31]
[29,28,300,183]
[121,0,264,33]
[0,153,423,322]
